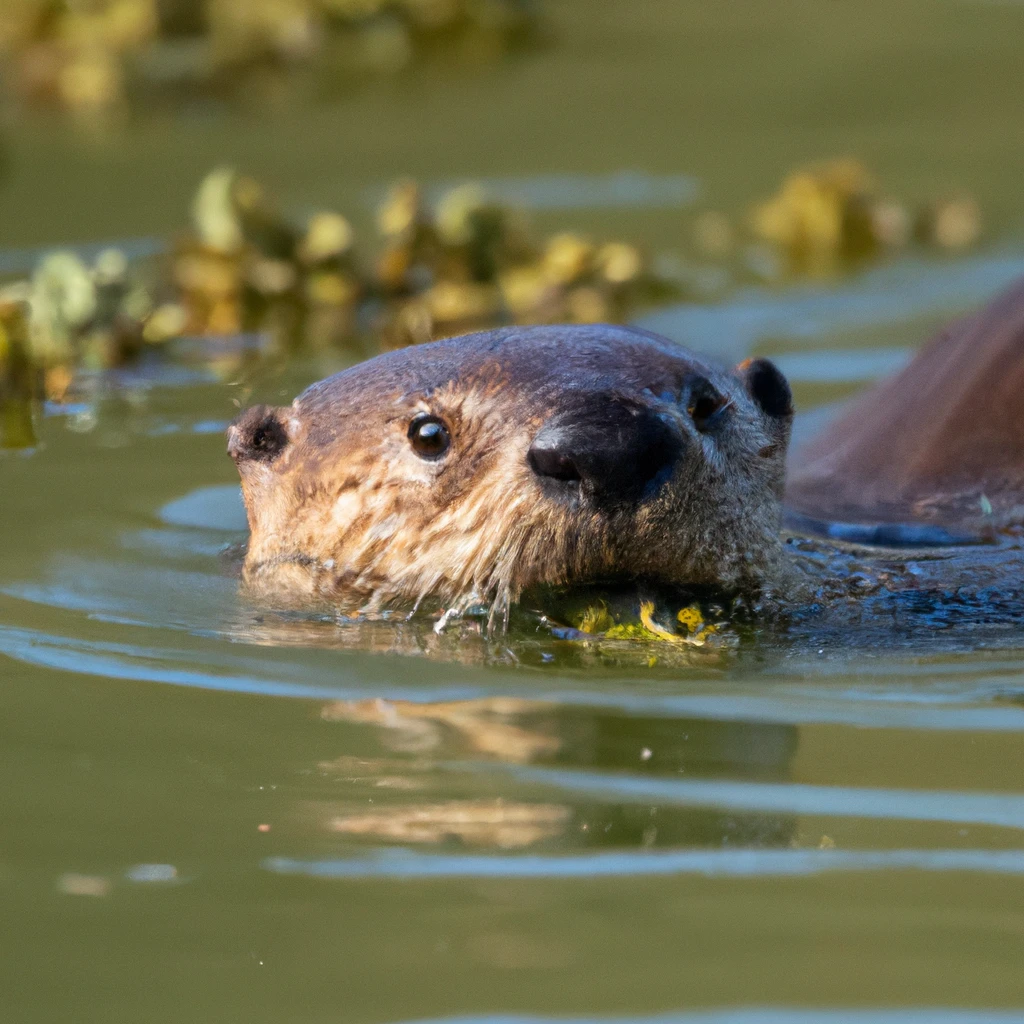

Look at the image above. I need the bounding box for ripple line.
[0,624,478,702]
[502,766,1024,831]
[4,623,1024,734]
[264,848,1024,881]
[637,249,1024,361]
[397,1013,1024,1024]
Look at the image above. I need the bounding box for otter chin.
[227,324,794,622]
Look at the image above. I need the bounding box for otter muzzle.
[528,398,682,505]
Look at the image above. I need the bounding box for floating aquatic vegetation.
[0,0,542,117]
[914,195,983,252]
[371,179,675,345]
[0,249,150,447]
[0,296,39,448]
[170,168,676,349]
[570,599,723,648]
[0,243,171,445]
[688,158,983,281]
[749,158,889,274]
[0,248,154,382]
[98,167,672,349]
[0,159,988,444]
[0,165,679,434]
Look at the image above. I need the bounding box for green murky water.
[3,3,1024,1022]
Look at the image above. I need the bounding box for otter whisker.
[233,324,793,618]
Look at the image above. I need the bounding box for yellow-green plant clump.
[0,0,541,117]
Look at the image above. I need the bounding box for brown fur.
[229,325,793,620]
[787,276,1024,534]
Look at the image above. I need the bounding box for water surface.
[3,3,1024,1022]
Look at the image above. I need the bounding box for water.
[3,2,1024,1021]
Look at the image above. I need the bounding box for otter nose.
[528,399,682,503]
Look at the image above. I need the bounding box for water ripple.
[638,250,1024,361]
[396,1013,1024,1024]
[264,847,1024,881]
[3,620,1024,734]
[496,766,1024,831]
[364,172,701,212]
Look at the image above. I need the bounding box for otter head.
[228,325,792,620]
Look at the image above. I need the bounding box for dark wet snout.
[528,397,682,504]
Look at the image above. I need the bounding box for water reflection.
[318,697,798,853]
[329,800,571,849]
[322,698,562,760]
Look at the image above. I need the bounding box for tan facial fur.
[228,325,793,622]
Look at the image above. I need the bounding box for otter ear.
[227,404,295,464]
[737,358,793,419]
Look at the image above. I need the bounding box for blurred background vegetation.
[1,0,1022,443]
[6,9,1024,1016]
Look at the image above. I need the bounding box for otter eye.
[408,415,451,459]
[688,386,730,432]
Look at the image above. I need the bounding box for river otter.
[228,325,793,622]
[786,275,1024,541]
[228,277,1024,630]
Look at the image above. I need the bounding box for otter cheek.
[331,491,364,532]
[236,466,296,564]
[236,463,276,537]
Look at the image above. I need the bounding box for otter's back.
[786,275,1024,538]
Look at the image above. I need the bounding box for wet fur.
[230,325,792,622]
[787,275,1024,535]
